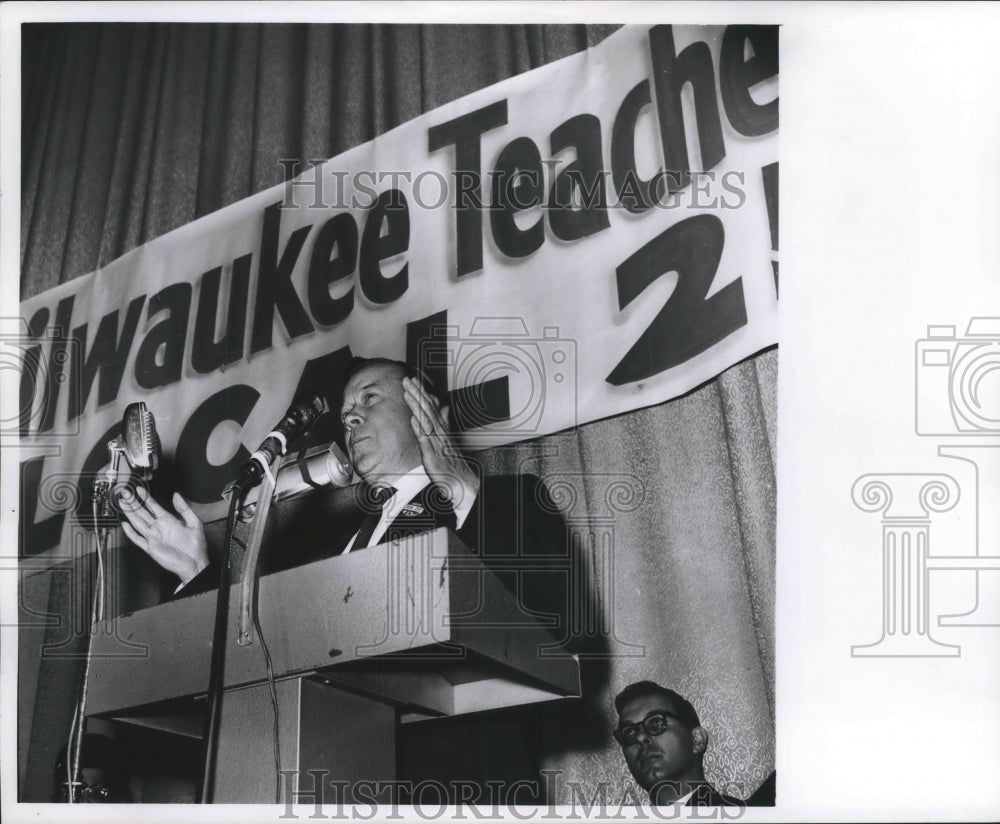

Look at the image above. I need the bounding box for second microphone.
[233,394,329,492]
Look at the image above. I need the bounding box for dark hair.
[613,681,701,730]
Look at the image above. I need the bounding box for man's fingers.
[403,378,445,434]
[118,499,151,532]
[121,520,147,549]
[410,415,434,445]
[403,375,439,408]
[135,485,168,517]
[403,381,434,434]
[173,492,201,528]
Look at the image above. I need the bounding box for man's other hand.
[120,488,209,586]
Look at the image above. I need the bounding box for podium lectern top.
[88,528,579,725]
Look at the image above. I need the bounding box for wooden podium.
[86,529,580,802]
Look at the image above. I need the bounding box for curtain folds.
[20,22,776,801]
[21,23,615,296]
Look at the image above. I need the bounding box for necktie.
[352,485,395,549]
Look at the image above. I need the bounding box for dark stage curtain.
[19,22,776,802]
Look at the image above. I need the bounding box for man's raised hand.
[402,376,479,510]
[120,487,209,586]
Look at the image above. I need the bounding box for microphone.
[120,402,161,479]
[272,441,353,501]
[94,402,161,519]
[233,394,328,491]
[224,441,353,514]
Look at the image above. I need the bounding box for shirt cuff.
[173,562,209,595]
[453,489,476,530]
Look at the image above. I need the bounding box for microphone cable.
[253,582,282,803]
[198,487,284,803]
[227,532,283,803]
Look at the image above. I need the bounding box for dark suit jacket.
[745,770,776,806]
[177,474,570,631]
[685,772,776,807]
[685,782,745,807]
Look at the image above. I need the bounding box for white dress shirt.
[342,464,475,553]
[176,465,476,592]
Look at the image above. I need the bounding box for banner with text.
[15,24,778,559]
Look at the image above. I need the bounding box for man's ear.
[691,725,709,755]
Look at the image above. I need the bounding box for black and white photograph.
[0,2,997,822]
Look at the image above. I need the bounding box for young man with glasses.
[613,681,744,807]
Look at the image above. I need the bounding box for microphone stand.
[198,449,281,803]
[66,402,158,802]
[66,457,118,803]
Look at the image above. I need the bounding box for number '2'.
[606,214,747,386]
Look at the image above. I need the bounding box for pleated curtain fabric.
[19,22,776,801]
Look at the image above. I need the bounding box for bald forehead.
[340,362,406,412]
[347,362,407,389]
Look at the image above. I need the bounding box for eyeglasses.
[613,710,684,747]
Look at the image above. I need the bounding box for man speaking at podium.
[121,357,570,627]
[120,357,572,797]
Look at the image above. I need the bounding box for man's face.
[340,363,422,482]
[616,693,702,792]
